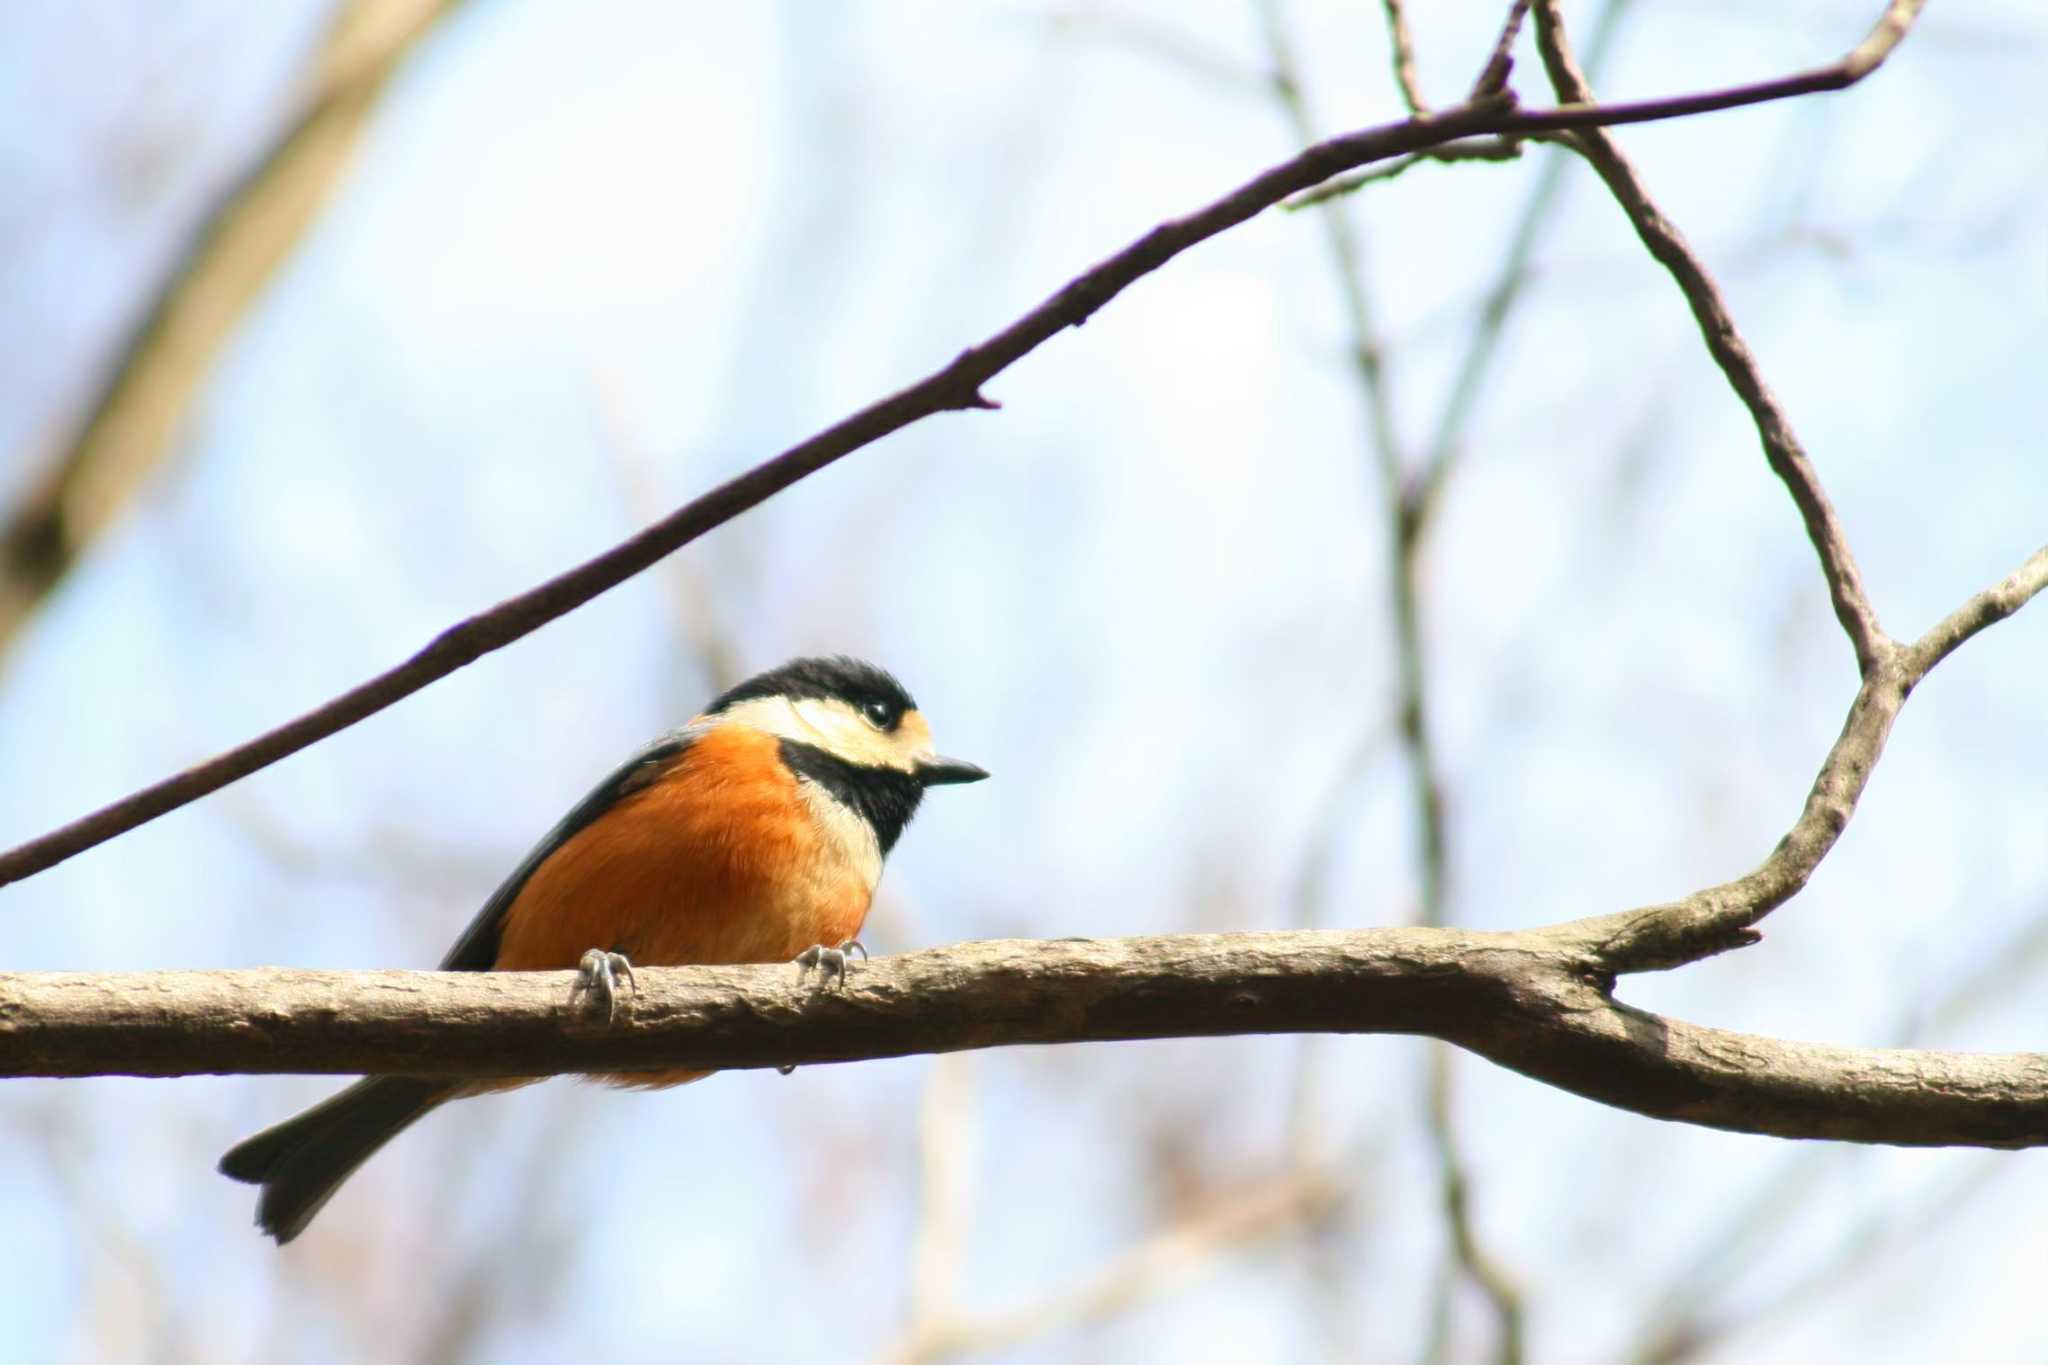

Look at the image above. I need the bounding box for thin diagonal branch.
[0,95,1517,891]
[0,17,1943,888]
[1530,0,1914,674]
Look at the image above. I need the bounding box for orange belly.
[491,724,875,1088]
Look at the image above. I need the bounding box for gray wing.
[436,727,702,972]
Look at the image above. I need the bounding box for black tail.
[219,1077,451,1243]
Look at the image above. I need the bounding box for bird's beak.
[916,755,990,786]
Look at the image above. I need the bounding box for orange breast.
[489,725,876,1088]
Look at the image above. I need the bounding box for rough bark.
[3,931,2045,1149]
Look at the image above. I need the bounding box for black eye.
[860,698,897,730]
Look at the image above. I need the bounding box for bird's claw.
[570,948,637,1023]
[784,939,865,1075]
[793,938,866,993]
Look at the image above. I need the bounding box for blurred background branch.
[1259,3,1539,1359]
[0,0,464,662]
[878,1169,1342,1365]
[1,2,2041,1362]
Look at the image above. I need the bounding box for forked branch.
[4,927,2047,1149]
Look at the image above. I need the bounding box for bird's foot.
[793,938,867,993]
[781,940,865,1073]
[569,948,637,1023]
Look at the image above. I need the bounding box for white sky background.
[1,1,2045,1361]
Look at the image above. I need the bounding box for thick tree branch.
[0,26,1936,890]
[5,933,2048,1149]
[8,521,2040,1136]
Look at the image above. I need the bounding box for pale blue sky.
[2,3,2045,1361]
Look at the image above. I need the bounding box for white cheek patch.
[789,698,907,771]
[715,694,916,772]
[712,696,807,743]
[790,698,853,745]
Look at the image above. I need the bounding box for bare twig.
[1414,0,1633,522]
[1257,0,1408,504]
[1507,0,1926,137]
[1471,0,1533,98]
[0,28,1938,888]
[1528,0,1924,674]
[0,0,464,659]
[876,1171,1341,1364]
[1628,1154,2005,1364]
[1423,1045,1525,1365]
[1381,0,1429,113]
[1903,545,2048,674]
[1283,138,1526,211]
[1292,0,1914,214]
[1591,544,2048,971]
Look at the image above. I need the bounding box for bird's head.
[699,656,986,852]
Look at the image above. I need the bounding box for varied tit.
[219,656,986,1243]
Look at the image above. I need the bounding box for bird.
[218,655,986,1243]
